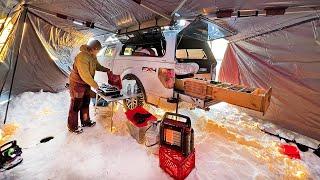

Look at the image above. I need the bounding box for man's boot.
[80,96,96,127]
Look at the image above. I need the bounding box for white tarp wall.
[219,12,320,140]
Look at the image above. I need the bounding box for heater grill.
[164,129,181,146]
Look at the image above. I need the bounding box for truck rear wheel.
[123,74,145,110]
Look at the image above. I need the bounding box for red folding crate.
[159,146,195,180]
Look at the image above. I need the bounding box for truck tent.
[0,0,319,140]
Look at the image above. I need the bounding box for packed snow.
[0,90,319,180]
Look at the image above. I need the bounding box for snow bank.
[0,91,319,179]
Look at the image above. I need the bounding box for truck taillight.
[158,68,175,89]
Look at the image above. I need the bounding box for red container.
[279,144,301,159]
[125,107,157,143]
[159,146,195,180]
[125,106,157,128]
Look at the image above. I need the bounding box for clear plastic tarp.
[219,12,320,140]
[178,16,236,41]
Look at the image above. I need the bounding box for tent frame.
[3,5,28,124]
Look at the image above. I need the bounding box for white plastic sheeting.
[0,0,18,18]
[0,91,319,179]
[27,0,156,32]
[219,15,320,140]
[0,10,90,98]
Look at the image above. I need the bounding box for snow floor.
[0,90,319,180]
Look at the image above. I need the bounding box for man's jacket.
[69,45,109,89]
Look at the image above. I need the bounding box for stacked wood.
[184,78,210,99]
[175,78,272,114]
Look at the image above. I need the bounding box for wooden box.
[207,83,272,114]
[184,78,209,99]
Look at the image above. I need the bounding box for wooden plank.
[193,73,211,80]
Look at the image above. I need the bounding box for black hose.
[260,128,320,158]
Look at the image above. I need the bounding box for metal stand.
[175,93,180,115]
[94,93,115,132]
[94,90,141,132]
[110,101,114,132]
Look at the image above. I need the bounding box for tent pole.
[3,6,28,124]
[131,0,171,20]
[170,0,188,17]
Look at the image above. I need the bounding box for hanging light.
[237,10,259,17]
[178,19,186,27]
[72,20,83,26]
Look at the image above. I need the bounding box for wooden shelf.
[176,78,272,114]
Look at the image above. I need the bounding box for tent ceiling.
[0,1,310,38]
[222,11,320,41]
[13,0,318,40]
[26,0,156,32]
[28,9,108,36]
[177,0,320,17]
[0,0,18,18]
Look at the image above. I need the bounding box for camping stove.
[99,84,120,96]
[0,140,23,171]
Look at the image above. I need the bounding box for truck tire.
[123,74,145,110]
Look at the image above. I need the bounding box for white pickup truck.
[95,17,234,110]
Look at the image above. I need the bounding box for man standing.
[68,40,110,134]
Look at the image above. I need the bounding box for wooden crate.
[193,73,211,80]
[207,84,272,114]
[174,79,186,91]
[184,78,209,99]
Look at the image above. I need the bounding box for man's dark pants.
[68,81,91,131]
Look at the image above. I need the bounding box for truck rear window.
[120,45,163,57]
[176,49,207,60]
